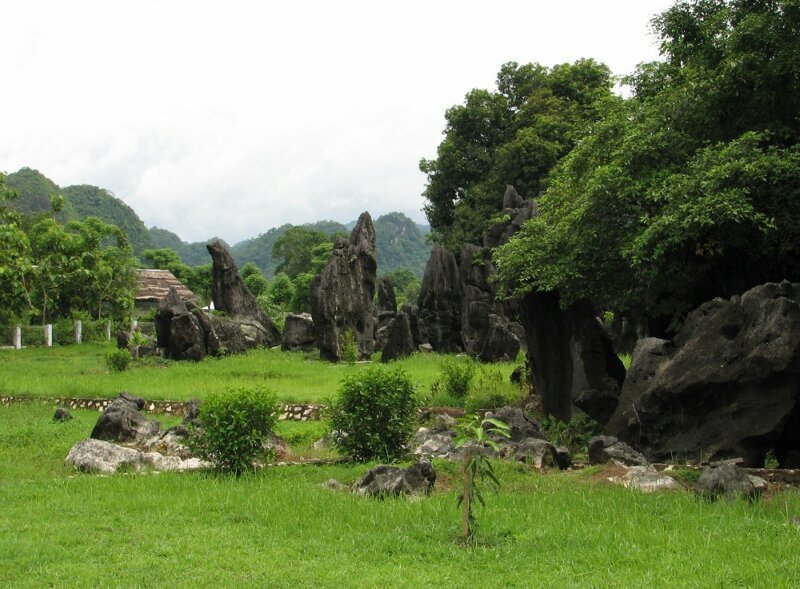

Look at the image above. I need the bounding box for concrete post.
[74,320,82,344]
[13,326,21,350]
[45,324,53,347]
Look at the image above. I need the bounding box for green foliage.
[268,272,295,307]
[494,1,800,332]
[381,267,422,307]
[339,328,357,364]
[0,173,34,325]
[374,212,430,277]
[272,226,332,279]
[540,414,601,454]
[189,386,279,475]
[105,348,132,372]
[327,367,418,462]
[142,248,212,305]
[438,357,476,401]
[464,367,524,412]
[421,59,613,247]
[455,414,510,543]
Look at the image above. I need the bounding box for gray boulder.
[354,460,436,497]
[695,463,759,500]
[377,277,397,313]
[90,394,161,443]
[311,212,377,361]
[66,439,209,474]
[588,435,650,468]
[511,438,560,469]
[155,288,189,349]
[281,313,316,352]
[168,312,206,361]
[606,281,800,467]
[485,406,545,442]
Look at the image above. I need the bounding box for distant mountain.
[373,212,430,277]
[5,167,431,276]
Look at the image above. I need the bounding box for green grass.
[1,403,800,588]
[0,343,515,404]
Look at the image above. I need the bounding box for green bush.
[464,367,523,412]
[340,328,357,364]
[438,357,476,402]
[189,386,279,474]
[541,414,601,454]
[328,367,418,462]
[105,348,132,372]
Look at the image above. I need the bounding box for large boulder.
[519,291,625,423]
[66,439,209,474]
[695,463,758,500]
[168,312,206,361]
[281,313,316,352]
[605,281,800,467]
[353,460,436,497]
[417,243,463,352]
[376,277,397,313]
[206,239,281,346]
[587,435,651,468]
[90,394,161,443]
[155,288,189,348]
[311,212,378,361]
[381,312,415,362]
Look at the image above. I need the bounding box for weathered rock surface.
[588,435,651,468]
[353,460,436,497]
[616,466,680,493]
[483,185,539,249]
[311,212,377,361]
[90,394,162,443]
[66,439,210,474]
[486,406,546,442]
[695,463,759,500]
[605,281,800,467]
[377,277,397,313]
[207,239,281,346]
[281,313,316,352]
[510,438,559,469]
[53,407,72,422]
[520,291,625,423]
[417,243,463,353]
[381,312,415,362]
[459,244,520,362]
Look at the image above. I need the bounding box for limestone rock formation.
[519,291,625,423]
[695,463,759,500]
[90,393,161,443]
[380,311,415,362]
[281,313,316,352]
[417,243,463,352]
[207,239,281,347]
[459,244,520,362]
[66,439,209,474]
[353,460,436,497]
[605,281,800,467]
[376,277,397,313]
[588,435,651,468]
[311,212,377,361]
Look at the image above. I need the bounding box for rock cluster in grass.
[412,406,571,470]
[605,280,800,468]
[323,460,437,498]
[65,392,210,474]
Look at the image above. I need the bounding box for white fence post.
[45,324,53,347]
[131,319,138,332]
[74,320,82,344]
[106,320,112,340]
[13,326,21,350]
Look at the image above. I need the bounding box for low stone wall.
[0,395,325,421]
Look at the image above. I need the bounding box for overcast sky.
[1,0,674,244]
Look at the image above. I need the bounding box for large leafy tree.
[420,59,613,248]
[495,0,800,332]
[0,173,34,324]
[271,226,333,279]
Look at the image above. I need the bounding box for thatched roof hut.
[135,269,196,305]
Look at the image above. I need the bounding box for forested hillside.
[4,167,430,276]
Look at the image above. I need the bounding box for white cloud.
[1,0,673,243]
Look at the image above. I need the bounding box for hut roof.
[135,269,196,303]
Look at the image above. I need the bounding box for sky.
[1,0,674,244]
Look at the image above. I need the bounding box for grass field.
[1,403,800,588]
[0,343,520,404]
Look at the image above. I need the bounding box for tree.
[381,267,421,307]
[420,60,613,248]
[0,173,34,324]
[142,247,212,305]
[268,272,295,307]
[240,262,269,297]
[272,226,332,279]
[494,0,800,333]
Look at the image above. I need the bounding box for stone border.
[0,395,325,421]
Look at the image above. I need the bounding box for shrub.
[339,328,357,364]
[464,367,524,412]
[105,348,132,372]
[541,414,601,454]
[438,357,476,402]
[328,367,418,462]
[189,386,279,474]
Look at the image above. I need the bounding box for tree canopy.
[494,0,800,332]
[420,59,613,248]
